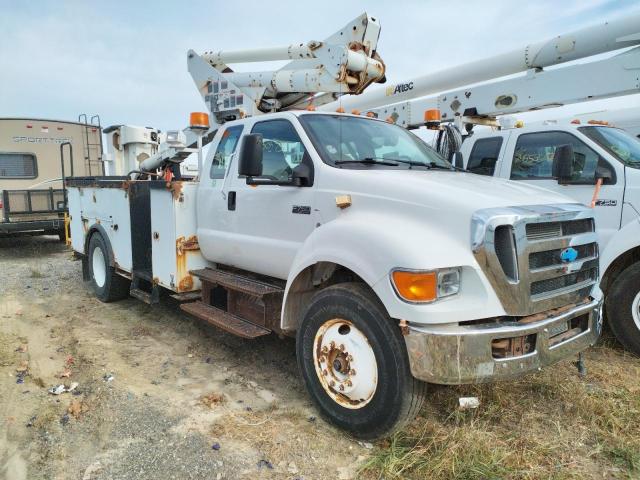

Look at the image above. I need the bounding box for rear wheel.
[296,282,426,439]
[606,262,640,355]
[87,233,130,302]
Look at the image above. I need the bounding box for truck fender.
[600,216,640,284]
[82,224,116,280]
[280,214,477,332]
[281,226,386,333]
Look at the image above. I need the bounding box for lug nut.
[319,356,325,363]
[330,341,335,348]
[322,346,328,353]
[339,344,345,351]
[322,369,328,376]
[347,355,353,362]
[350,369,356,376]
[329,380,335,387]
[339,384,345,391]
[345,380,352,387]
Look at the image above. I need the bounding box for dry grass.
[200,392,227,408]
[362,344,640,480]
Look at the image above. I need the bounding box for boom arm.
[366,45,640,129]
[319,12,640,118]
[188,13,385,128]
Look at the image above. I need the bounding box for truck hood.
[328,169,574,211]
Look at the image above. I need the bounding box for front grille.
[529,243,597,269]
[526,219,594,240]
[530,267,598,298]
[472,204,599,316]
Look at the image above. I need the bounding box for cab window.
[251,119,307,181]
[210,126,243,179]
[511,131,602,183]
[467,137,503,176]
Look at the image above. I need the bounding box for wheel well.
[602,246,640,293]
[282,262,382,333]
[83,225,115,267]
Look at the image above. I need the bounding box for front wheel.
[87,233,130,302]
[296,282,426,439]
[606,262,640,355]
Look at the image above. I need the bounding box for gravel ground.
[0,235,369,480]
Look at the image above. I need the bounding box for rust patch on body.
[176,235,200,292]
[169,181,184,201]
[178,275,194,291]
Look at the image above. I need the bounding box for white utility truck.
[67,14,602,438]
[331,13,640,356]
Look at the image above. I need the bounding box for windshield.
[579,126,640,169]
[298,114,452,169]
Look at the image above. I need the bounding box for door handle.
[227,191,236,211]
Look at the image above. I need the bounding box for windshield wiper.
[425,161,459,171]
[335,157,399,166]
[382,158,459,171]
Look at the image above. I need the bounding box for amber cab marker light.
[392,271,437,302]
[424,109,441,130]
[190,112,210,129]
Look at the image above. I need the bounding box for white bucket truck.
[67,14,602,438]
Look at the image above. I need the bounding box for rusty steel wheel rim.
[313,318,378,409]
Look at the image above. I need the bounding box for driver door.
[225,118,318,279]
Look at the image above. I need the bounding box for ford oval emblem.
[560,247,578,263]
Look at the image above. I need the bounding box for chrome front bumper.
[404,298,602,385]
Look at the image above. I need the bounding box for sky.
[2,0,640,132]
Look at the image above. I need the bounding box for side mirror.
[595,165,613,183]
[449,151,464,169]
[292,163,312,187]
[238,134,263,177]
[552,144,574,184]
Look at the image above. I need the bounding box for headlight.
[437,268,460,298]
[391,268,461,303]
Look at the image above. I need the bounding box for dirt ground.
[0,236,371,480]
[1,236,639,480]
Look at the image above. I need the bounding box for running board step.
[180,301,271,338]
[190,268,283,297]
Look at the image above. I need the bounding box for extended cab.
[459,122,640,354]
[68,112,602,438]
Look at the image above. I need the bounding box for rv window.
[467,137,503,176]
[0,153,37,178]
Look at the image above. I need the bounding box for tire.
[606,262,640,355]
[87,232,130,302]
[296,282,427,439]
[58,228,66,242]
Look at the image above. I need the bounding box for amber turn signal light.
[392,271,437,302]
